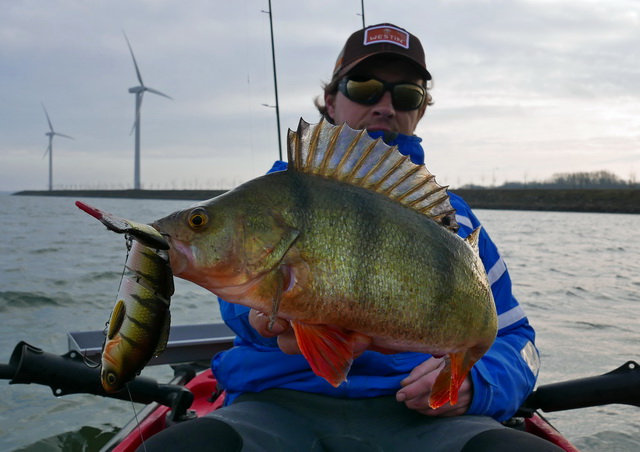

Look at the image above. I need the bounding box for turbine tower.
[42,103,74,191]
[123,32,172,190]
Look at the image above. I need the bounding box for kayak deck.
[103,368,580,452]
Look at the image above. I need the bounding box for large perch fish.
[153,119,498,409]
[76,202,173,393]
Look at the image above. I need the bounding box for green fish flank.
[153,119,498,408]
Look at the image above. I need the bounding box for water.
[1,195,639,451]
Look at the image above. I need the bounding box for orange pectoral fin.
[291,321,356,387]
[428,350,476,409]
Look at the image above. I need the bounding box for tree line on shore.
[461,170,638,190]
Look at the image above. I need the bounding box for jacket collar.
[366,131,425,165]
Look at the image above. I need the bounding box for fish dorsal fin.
[287,119,458,232]
[465,227,482,251]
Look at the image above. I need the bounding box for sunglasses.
[338,76,426,111]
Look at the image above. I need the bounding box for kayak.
[102,366,581,452]
[3,323,638,452]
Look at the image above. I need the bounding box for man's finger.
[249,309,289,337]
[400,357,444,387]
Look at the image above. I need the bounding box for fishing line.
[104,236,132,336]
[82,235,132,369]
[126,382,148,452]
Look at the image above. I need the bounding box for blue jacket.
[212,132,540,421]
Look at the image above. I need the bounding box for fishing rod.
[262,0,283,161]
[261,0,366,160]
[358,0,366,28]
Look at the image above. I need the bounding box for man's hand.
[396,357,473,417]
[248,309,301,353]
[248,309,372,357]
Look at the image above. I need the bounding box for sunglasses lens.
[345,79,385,104]
[342,78,425,111]
[393,84,425,110]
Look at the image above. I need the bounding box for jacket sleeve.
[449,193,540,421]
[218,299,279,347]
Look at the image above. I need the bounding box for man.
[141,24,561,451]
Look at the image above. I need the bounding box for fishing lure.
[76,201,173,393]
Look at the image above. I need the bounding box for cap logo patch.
[363,25,409,49]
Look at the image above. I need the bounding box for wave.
[575,429,640,452]
[0,291,70,312]
[568,320,634,335]
[28,247,64,255]
[12,425,118,452]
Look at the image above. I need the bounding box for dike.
[452,189,640,214]
[12,188,640,214]
[13,189,227,200]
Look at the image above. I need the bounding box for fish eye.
[188,208,208,229]
[107,372,117,385]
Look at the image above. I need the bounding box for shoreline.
[12,188,640,214]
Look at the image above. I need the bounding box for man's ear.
[417,101,428,122]
[325,92,336,120]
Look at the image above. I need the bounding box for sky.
[1,0,639,192]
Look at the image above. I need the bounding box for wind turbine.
[42,103,74,191]
[123,32,172,190]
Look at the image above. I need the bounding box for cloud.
[1,0,639,191]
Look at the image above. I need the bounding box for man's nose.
[372,91,395,117]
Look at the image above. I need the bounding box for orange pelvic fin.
[428,350,476,409]
[291,321,355,387]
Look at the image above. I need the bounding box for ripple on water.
[28,247,63,255]
[85,270,122,281]
[0,291,69,312]
[11,425,118,452]
[574,430,640,452]
[569,320,617,331]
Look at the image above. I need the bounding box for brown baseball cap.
[332,23,431,81]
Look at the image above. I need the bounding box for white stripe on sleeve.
[497,305,527,330]
[487,256,506,286]
[455,214,474,230]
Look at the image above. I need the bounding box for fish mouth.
[151,223,191,276]
[166,239,192,275]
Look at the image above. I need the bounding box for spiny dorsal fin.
[287,119,458,232]
[465,227,482,250]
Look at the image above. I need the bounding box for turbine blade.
[43,144,51,159]
[123,31,144,86]
[42,103,54,132]
[145,87,173,100]
[54,132,74,140]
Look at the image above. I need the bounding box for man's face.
[325,58,427,136]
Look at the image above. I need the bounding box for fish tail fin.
[429,350,476,409]
[291,321,355,387]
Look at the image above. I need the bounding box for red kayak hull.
[112,370,225,452]
[112,369,579,452]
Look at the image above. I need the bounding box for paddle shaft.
[2,341,195,413]
[2,341,638,416]
[519,361,640,415]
